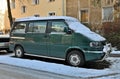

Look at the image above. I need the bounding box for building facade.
[11,0,66,18]
[4,0,120,32]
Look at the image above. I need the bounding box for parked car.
[0,32,3,35]
[0,34,10,52]
[9,16,112,67]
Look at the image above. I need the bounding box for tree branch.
[7,0,13,27]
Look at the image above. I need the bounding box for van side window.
[28,23,34,32]
[28,21,47,33]
[51,21,68,33]
[12,23,26,33]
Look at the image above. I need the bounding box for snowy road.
[0,51,120,79]
[0,64,79,79]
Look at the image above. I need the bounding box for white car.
[0,34,10,52]
[0,32,3,35]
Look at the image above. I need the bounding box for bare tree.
[7,0,13,27]
[6,0,30,27]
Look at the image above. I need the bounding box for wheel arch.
[14,44,24,52]
[14,44,25,58]
[65,47,85,61]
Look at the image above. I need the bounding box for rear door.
[25,21,48,56]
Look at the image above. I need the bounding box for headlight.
[90,42,101,48]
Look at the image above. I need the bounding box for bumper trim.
[98,43,112,61]
[98,52,110,61]
[86,51,103,53]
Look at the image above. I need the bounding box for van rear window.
[12,23,26,33]
[28,21,47,33]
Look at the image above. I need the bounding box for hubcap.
[69,54,81,66]
[16,48,22,57]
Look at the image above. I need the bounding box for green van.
[10,16,112,67]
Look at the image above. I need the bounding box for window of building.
[21,6,26,13]
[28,21,47,33]
[12,23,26,33]
[107,0,111,4]
[80,10,89,23]
[91,0,101,7]
[11,0,15,9]
[111,0,113,3]
[102,7,113,21]
[32,0,39,5]
[48,12,56,16]
[105,0,114,5]
[48,0,55,2]
[34,14,40,17]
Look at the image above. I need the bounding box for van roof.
[15,16,78,22]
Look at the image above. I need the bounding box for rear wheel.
[14,46,24,58]
[67,50,85,67]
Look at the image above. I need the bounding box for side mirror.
[64,27,73,34]
[67,30,72,34]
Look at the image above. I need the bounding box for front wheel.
[66,50,85,67]
[14,46,24,58]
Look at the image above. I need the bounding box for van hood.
[67,21,106,41]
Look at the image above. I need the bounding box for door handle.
[44,34,50,38]
[44,34,47,38]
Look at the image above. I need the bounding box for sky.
[0,0,7,13]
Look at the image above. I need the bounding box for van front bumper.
[100,43,112,61]
[84,43,112,61]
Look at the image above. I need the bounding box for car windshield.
[66,20,106,41]
[66,21,90,32]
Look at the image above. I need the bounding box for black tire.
[14,46,24,58]
[66,50,85,67]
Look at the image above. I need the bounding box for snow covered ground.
[111,51,120,54]
[0,51,120,79]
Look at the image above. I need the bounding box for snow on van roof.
[15,16,105,41]
[67,21,106,41]
[15,16,79,22]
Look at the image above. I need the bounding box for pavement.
[109,54,120,57]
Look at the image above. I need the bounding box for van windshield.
[66,20,106,41]
[66,21,90,32]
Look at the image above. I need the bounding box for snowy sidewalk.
[0,54,119,78]
[110,51,120,57]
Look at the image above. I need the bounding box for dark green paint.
[10,18,105,62]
